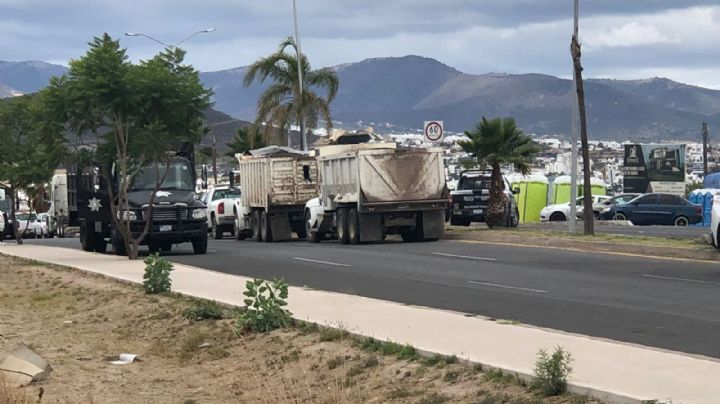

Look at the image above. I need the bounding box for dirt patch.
[0,256,598,403]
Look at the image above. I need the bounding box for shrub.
[183,298,224,321]
[531,346,573,396]
[143,253,173,294]
[236,278,292,332]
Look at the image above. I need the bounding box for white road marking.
[642,274,720,286]
[293,257,351,267]
[467,280,549,294]
[432,252,497,262]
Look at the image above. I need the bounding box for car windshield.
[0,198,10,212]
[458,176,493,190]
[130,160,194,191]
[213,189,241,200]
[16,214,36,221]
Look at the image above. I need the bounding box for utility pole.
[292,0,306,152]
[212,132,217,185]
[568,0,579,233]
[703,122,709,177]
[571,0,594,236]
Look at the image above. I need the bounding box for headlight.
[602,207,611,212]
[192,208,207,219]
[117,210,137,221]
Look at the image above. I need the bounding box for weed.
[483,368,515,384]
[420,354,458,367]
[443,369,460,383]
[346,364,364,377]
[531,346,573,396]
[387,386,413,399]
[327,355,345,370]
[142,253,173,294]
[318,326,348,342]
[356,337,420,361]
[363,355,379,368]
[179,329,210,361]
[236,278,291,333]
[183,298,224,321]
[418,392,449,404]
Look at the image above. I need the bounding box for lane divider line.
[293,257,351,267]
[642,274,720,286]
[467,280,549,293]
[432,252,497,261]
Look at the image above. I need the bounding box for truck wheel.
[348,208,360,245]
[80,223,95,252]
[252,210,262,242]
[211,216,223,240]
[260,211,273,242]
[337,208,349,244]
[112,230,127,256]
[148,242,161,254]
[306,210,321,243]
[192,232,208,254]
[161,242,172,253]
[94,234,107,253]
[450,215,462,226]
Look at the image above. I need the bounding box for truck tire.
[148,242,161,254]
[337,208,349,244]
[161,242,172,252]
[94,234,107,253]
[260,211,273,242]
[252,210,262,242]
[192,232,208,254]
[211,216,223,240]
[348,208,360,245]
[305,210,321,243]
[80,223,95,252]
[112,230,127,256]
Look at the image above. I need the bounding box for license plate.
[473,209,483,214]
[464,196,475,202]
[159,225,172,232]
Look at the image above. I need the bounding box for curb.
[0,249,647,404]
[444,231,718,262]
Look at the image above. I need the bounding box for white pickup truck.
[204,185,242,239]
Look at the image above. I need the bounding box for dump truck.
[233,148,319,242]
[305,144,447,243]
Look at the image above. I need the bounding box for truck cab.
[449,170,519,227]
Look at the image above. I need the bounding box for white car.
[540,195,610,222]
[15,212,43,238]
[204,186,242,239]
[711,194,720,248]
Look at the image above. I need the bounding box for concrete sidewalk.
[2,244,719,404]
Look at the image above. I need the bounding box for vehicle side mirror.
[512,187,520,195]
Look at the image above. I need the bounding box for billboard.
[622,144,686,195]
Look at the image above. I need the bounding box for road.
[520,222,708,239]
[26,236,720,359]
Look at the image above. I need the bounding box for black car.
[598,193,702,226]
[449,170,519,227]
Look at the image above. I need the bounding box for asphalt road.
[25,236,720,359]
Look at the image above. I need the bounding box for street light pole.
[292,0,307,152]
[125,28,215,51]
[568,0,579,233]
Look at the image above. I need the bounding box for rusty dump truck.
[234,148,319,242]
[304,143,447,244]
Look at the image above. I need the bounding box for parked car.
[204,185,242,239]
[36,212,51,238]
[540,195,609,222]
[449,170,519,227]
[598,193,702,226]
[15,212,43,238]
[577,193,641,219]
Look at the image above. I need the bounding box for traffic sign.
[424,121,444,142]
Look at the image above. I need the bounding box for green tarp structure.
[551,175,606,204]
[508,174,549,223]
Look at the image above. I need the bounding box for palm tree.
[459,117,540,227]
[225,126,267,157]
[244,36,339,150]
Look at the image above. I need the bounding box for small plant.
[531,346,573,396]
[236,278,292,332]
[182,298,225,321]
[143,253,173,294]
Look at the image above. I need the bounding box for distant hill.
[3,57,720,141]
[200,55,720,141]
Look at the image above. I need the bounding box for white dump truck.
[233,148,319,242]
[305,143,447,244]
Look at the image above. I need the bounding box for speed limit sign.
[424,121,444,142]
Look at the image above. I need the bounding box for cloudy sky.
[1,1,719,88]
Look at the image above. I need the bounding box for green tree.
[225,126,267,158]
[459,117,540,227]
[244,36,339,150]
[0,95,65,243]
[51,34,211,259]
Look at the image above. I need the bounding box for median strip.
[293,257,351,267]
[467,280,549,294]
[642,274,720,286]
[432,252,497,261]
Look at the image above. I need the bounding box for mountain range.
[2,56,720,141]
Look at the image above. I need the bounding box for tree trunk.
[571,35,594,236]
[487,163,506,228]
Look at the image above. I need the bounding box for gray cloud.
[0,1,719,88]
